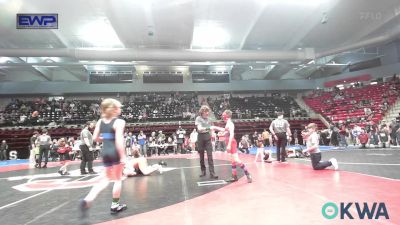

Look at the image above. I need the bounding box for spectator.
[137,131,147,156]
[378,125,390,148]
[189,129,198,152]
[293,129,299,145]
[0,140,8,161]
[390,120,399,146]
[396,122,400,146]
[358,129,369,149]
[176,126,186,154]
[125,132,134,157]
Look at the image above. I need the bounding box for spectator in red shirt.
[358,129,369,149]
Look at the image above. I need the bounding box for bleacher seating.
[122,93,199,122]
[208,94,307,119]
[304,82,400,126]
[0,93,200,127]
[0,93,328,159]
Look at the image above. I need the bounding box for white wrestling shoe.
[329,158,339,170]
[154,164,163,174]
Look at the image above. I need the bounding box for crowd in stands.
[207,93,307,119]
[0,91,328,160]
[121,93,199,122]
[0,98,99,127]
[318,120,400,148]
[7,82,399,162]
[304,77,400,126]
[0,93,200,127]
[304,75,400,148]
[0,92,310,130]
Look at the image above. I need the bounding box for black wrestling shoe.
[199,171,206,177]
[79,199,89,219]
[209,174,219,179]
[158,160,167,166]
[225,175,238,182]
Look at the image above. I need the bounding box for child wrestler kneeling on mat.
[302,123,338,170]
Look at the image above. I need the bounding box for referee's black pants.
[80,145,94,173]
[38,145,50,166]
[276,132,287,162]
[197,133,216,175]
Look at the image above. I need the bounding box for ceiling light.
[138,66,149,71]
[213,66,228,71]
[192,22,230,49]
[78,18,123,47]
[93,65,108,71]
[3,0,22,13]
[175,66,187,72]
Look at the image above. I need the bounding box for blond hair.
[199,105,210,115]
[100,98,122,118]
[223,110,232,118]
[307,123,318,130]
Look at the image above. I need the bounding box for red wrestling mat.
[95,153,399,225]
